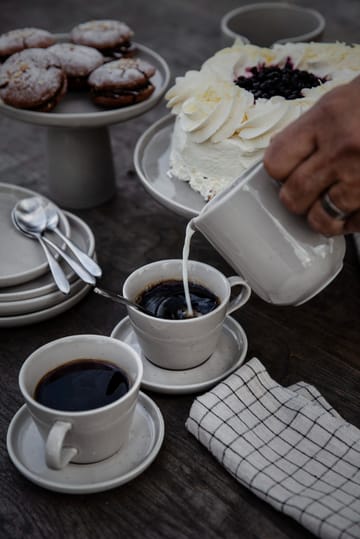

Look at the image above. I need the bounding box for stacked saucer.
[0,182,95,327]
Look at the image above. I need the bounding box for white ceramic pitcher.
[191,161,346,306]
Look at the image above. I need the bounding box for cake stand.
[0,41,170,209]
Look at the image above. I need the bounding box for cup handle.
[45,420,78,470]
[226,276,251,315]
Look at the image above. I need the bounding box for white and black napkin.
[186,358,360,539]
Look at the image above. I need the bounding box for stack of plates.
[0,183,95,327]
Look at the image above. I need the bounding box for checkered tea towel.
[186,358,360,539]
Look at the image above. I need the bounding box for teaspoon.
[12,202,96,286]
[17,197,102,278]
[11,209,70,294]
[93,286,151,315]
[13,207,150,309]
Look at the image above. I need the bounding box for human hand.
[263,75,360,236]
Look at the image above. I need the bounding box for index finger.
[264,110,318,181]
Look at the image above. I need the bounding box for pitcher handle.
[226,276,251,315]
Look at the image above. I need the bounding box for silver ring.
[321,192,349,221]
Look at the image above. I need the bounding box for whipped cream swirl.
[165,41,360,199]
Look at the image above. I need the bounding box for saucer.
[0,277,85,316]
[7,393,164,494]
[133,114,205,219]
[0,282,91,327]
[111,316,248,394]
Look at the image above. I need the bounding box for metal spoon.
[93,286,151,315]
[12,205,150,309]
[11,209,70,294]
[12,202,96,286]
[18,197,102,278]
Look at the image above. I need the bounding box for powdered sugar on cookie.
[49,43,104,77]
[71,20,133,50]
[0,48,66,110]
[0,28,55,59]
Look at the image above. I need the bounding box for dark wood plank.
[0,1,359,538]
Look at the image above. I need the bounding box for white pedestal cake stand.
[0,41,170,209]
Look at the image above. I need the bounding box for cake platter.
[0,36,171,209]
[134,114,205,219]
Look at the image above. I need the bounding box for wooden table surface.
[0,1,359,538]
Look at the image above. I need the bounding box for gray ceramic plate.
[0,211,95,302]
[0,277,86,316]
[7,393,164,494]
[134,114,206,219]
[0,282,91,327]
[0,40,171,128]
[0,183,70,288]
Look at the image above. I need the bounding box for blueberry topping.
[234,59,326,100]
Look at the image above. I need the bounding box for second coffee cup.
[19,334,143,470]
[123,259,251,370]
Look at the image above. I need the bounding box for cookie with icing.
[102,42,139,62]
[48,43,104,89]
[0,28,55,61]
[88,57,156,107]
[71,20,134,59]
[0,48,67,111]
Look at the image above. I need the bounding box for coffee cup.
[221,2,325,48]
[191,161,346,306]
[19,334,143,470]
[122,259,251,370]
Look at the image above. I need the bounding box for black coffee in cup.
[34,359,129,412]
[136,279,219,320]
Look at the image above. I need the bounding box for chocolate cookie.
[0,28,55,62]
[48,43,104,89]
[0,48,67,112]
[71,20,134,59]
[88,57,156,108]
[102,42,138,62]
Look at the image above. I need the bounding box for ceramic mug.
[221,2,326,48]
[19,334,143,470]
[123,259,251,370]
[191,161,346,306]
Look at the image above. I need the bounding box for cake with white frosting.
[165,42,360,200]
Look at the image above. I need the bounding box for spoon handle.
[38,236,70,295]
[42,236,96,285]
[93,286,148,314]
[52,227,102,278]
